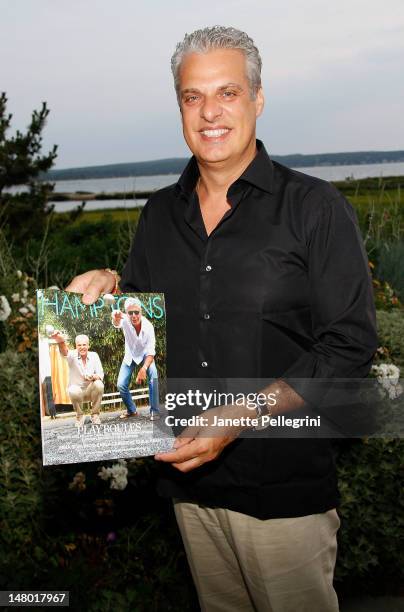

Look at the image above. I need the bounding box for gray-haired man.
[112,297,160,421]
[66,25,377,612]
[53,331,104,426]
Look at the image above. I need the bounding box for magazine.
[37,289,174,465]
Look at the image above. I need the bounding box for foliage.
[26,213,137,288]
[0,230,37,351]
[334,438,404,593]
[376,241,404,301]
[376,309,404,370]
[0,92,57,242]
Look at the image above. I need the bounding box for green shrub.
[376,241,404,300]
[335,438,404,593]
[376,309,404,369]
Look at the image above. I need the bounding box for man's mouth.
[200,128,231,139]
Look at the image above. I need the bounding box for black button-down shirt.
[121,140,377,519]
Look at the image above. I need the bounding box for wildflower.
[106,532,117,543]
[16,270,22,278]
[18,307,29,316]
[68,471,86,492]
[11,293,20,302]
[98,459,128,490]
[27,304,36,314]
[0,296,11,321]
[371,363,403,399]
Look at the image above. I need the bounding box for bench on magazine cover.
[100,387,149,409]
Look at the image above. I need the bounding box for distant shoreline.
[49,175,404,202]
[45,150,404,183]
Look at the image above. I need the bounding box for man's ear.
[255,87,264,118]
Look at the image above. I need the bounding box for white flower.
[16,270,22,278]
[98,459,128,490]
[22,289,28,299]
[0,296,11,321]
[28,303,36,313]
[11,293,20,302]
[18,307,29,315]
[371,363,403,399]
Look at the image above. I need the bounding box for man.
[67,26,377,611]
[111,297,160,421]
[52,332,104,426]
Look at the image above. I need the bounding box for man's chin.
[196,149,232,165]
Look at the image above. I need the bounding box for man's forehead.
[179,48,248,85]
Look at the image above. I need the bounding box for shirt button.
[204,313,210,320]
[205,265,212,272]
[201,361,208,368]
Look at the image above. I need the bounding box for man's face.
[76,339,89,358]
[178,48,264,167]
[127,305,142,327]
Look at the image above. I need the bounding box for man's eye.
[184,95,199,103]
[222,91,236,98]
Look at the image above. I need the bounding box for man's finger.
[173,434,197,449]
[65,270,97,294]
[65,270,115,304]
[172,456,203,472]
[155,439,200,463]
[82,274,113,305]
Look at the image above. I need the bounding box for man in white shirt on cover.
[112,297,160,420]
[52,332,104,426]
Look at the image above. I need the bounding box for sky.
[1,0,404,169]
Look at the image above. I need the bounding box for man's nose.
[200,95,223,122]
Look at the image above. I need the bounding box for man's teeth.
[201,129,229,137]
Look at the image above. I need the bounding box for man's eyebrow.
[217,83,244,92]
[181,88,202,96]
[180,83,244,96]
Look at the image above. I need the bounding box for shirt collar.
[176,139,274,197]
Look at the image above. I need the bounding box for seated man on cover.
[112,297,160,420]
[52,332,104,426]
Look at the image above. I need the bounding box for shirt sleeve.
[93,353,104,381]
[111,312,124,329]
[144,320,156,357]
[120,204,151,292]
[281,191,378,407]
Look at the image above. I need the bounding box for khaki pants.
[174,501,340,612]
[67,380,104,417]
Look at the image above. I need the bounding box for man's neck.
[196,140,257,198]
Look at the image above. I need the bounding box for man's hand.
[65,269,116,305]
[112,310,124,325]
[136,366,147,384]
[155,404,248,472]
[50,330,66,344]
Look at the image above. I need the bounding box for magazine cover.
[37,289,174,465]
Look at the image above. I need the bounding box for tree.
[0,92,58,242]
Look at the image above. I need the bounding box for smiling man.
[52,331,104,427]
[67,26,377,612]
[111,297,160,421]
